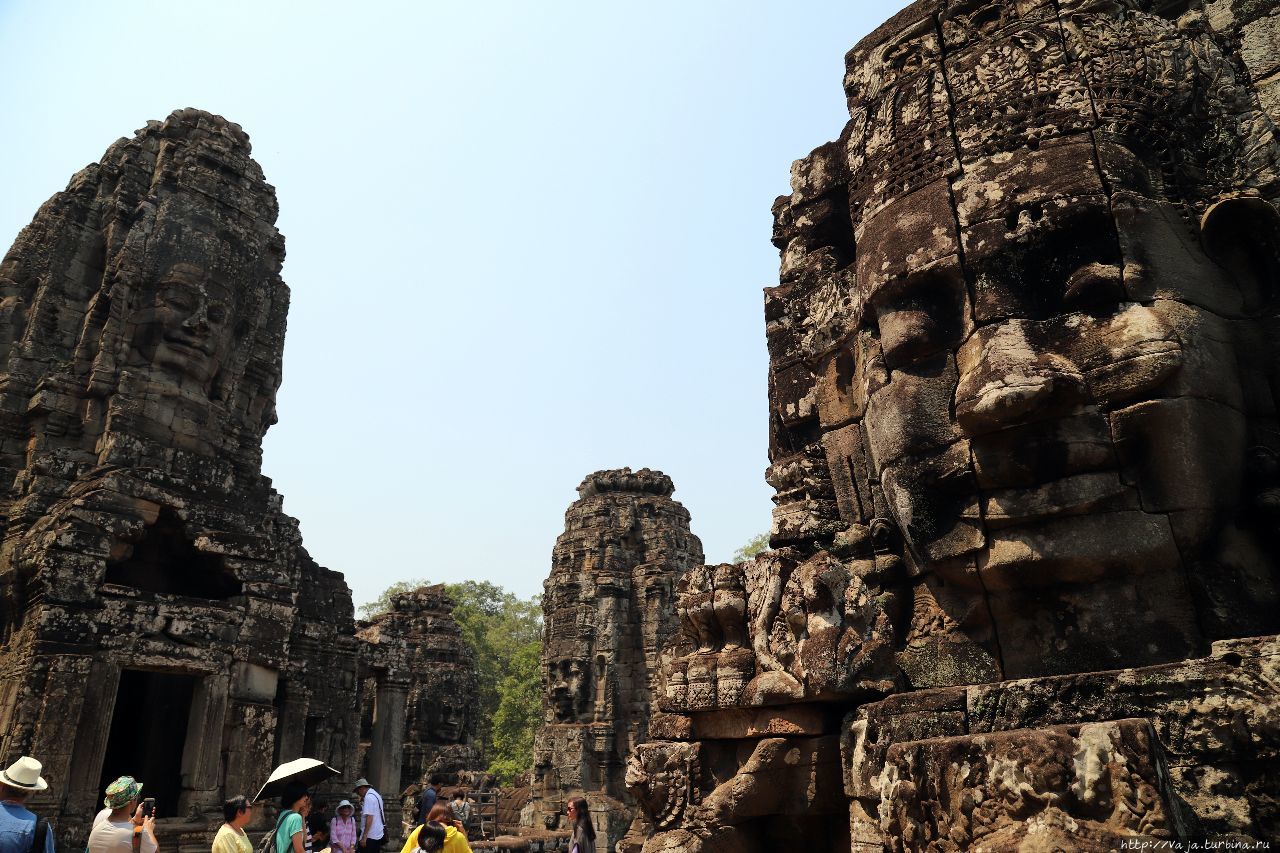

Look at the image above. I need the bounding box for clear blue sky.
[0,1,901,609]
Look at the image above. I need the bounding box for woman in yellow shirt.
[211,796,253,853]
[400,804,469,853]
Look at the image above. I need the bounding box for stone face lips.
[629,0,1280,849]
[0,109,359,851]
[525,468,702,852]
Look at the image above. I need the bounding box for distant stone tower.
[356,584,480,830]
[524,468,702,852]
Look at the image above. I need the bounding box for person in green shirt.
[275,786,311,853]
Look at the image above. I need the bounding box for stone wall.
[626,1,1280,849]
[0,109,360,851]
[525,469,702,853]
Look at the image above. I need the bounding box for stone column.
[180,673,230,819]
[367,677,409,804]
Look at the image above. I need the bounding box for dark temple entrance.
[99,670,197,816]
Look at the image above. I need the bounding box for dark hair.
[568,797,595,845]
[282,783,310,809]
[428,775,444,787]
[223,795,250,824]
[416,822,447,853]
[426,803,454,824]
[0,784,29,802]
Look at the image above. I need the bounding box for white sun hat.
[0,757,48,792]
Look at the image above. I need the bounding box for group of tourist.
[0,756,595,853]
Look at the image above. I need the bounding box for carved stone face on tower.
[426,692,469,743]
[769,0,1280,678]
[132,261,235,391]
[548,657,591,722]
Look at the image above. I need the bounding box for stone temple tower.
[524,468,702,852]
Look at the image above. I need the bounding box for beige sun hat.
[0,757,48,792]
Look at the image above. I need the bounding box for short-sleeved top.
[275,811,304,853]
[414,788,436,826]
[212,824,252,853]
[399,825,470,853]
[87,819,157,853]
[0,802,53,853]
[360,791,384,842]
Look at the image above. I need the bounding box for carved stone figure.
[630,1,1280,849]
[524,469,702,852]
[356,584,482,816]
[0,110,360,850]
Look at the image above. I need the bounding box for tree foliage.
[360,579,543,785]
[731,532,770,563]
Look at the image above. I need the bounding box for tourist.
[275,784,310,853]
[414,778,442,827]
[0,756,53,853]
[212,796,252,853]
[328,800,357,853]
[566,798,593,853]
[412,823,445,853]
[87,777,156,853]
[309,823,330,853]
[306,800,330,838]
[446,793,470,836]
[400,806,467,853]
[352,779,384,853]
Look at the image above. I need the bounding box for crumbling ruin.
[525,469,702,852]
[625,0,1280,849]
[357,584,481,830]
[0,109,361,850]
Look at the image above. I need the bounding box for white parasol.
[254,758,341,803]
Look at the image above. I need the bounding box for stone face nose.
[954,320,1088,437]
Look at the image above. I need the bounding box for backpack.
[28,817,47,853]
[258,810,292,853]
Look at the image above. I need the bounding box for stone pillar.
[367,678,408,803]
[180,673,230,819]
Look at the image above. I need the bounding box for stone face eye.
[872,270,967,368]
[1063,262,1125,313]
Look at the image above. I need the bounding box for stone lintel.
[690,704,831,739]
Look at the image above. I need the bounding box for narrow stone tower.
[523,468,702,852]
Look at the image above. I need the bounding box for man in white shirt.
[352,780,384,853]
[87,776,157,853]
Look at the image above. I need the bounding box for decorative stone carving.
[524,469,702,852]
[0,110,360,850]
[630,1,1280,849]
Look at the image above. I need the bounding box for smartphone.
[141,798,155,818]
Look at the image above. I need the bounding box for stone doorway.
[98,670,198,815]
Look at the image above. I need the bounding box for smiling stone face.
[132,261,235,391]
[766,0,1280,681]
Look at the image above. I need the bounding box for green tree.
[357,578,430,619]
[731,532,770,563]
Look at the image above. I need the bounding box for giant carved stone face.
[859,150,1280,674]
[548,657,591,722]
[132,261,235,392]
[772,2,1280,680]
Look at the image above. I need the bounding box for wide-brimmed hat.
[353,778,371,789]
[104,776,143,808]
[337,800,354,812]
[0,757,48,792]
